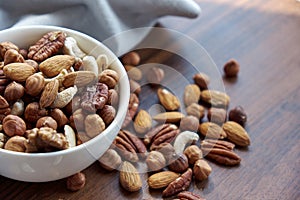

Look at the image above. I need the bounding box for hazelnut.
[70,108,86,131]
[24,102,48,123]
[98,149,122,171]
[147,67,165,85]
[0,41,19,58]
[25,59,39,72]
[50,108,69,128]
[168,153,189,173]
[146,151,166,171]
[193,159,212,181]
[193,72,210,90]
[84,114,105,138]
[4,49,24,65]
[207,107,227,125]
[186,103,205,120]
[3,114,26,137]
[124,65,142,81]
[224,59,240,77]
[4,81,25,102]
[76,131,91,144]
[98,105,116,126]
[98,69,119,89]
[184,145,203,165]
[36,116,58,130]
[179,115,199,132]
[4,136,26,152]
[228,106,247,127]
[108,89,119,107]
[66,172,86,191]
[153,143,176,164]
[25,73,45,96]
[121,51,140,65]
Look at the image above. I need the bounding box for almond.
[39,79,59,108]
[199,122,227,139]
[184,84,201,106]
[133,109,152,134]
[148,171,180,189]
[119,161,142,192]
[153,112,185,123]
[201,90,230,108]
[3,63,35,82]
[62,71,96,88]
[222,121,250,146]
[39,55,75,77]
[157,88,180,111]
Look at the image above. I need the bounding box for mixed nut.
[0,31,120,154]
[96,51,250,199]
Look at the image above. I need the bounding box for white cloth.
[0,0,200,52]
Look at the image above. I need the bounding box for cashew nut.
[173,131,199,155]
[96,54,108,73]
[82,56,98,76]
[51,86,78,108]
[11,99,24,116]
[64,125,76,148]
[41,69,69,87]
[63,37,86,59]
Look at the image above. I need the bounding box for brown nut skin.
[98,69,119,89]
[66,172,86,191]
[98,105,116,126]
[3,115,26,137]
[193,72,210,90]
[25,73,45,96]
[193,159,212,181]
[4,136,26,152]
[4,49,24,65]
[121,51,140,65]
[36,116,58,130]
[24,102,48,123]
[179,115,199,132]
[25,59,39,72]
[0,41,19,58]
[168,153,189,173]
[108,89,119,107]
[98,149,122,171]
[146,151,166,171]
[184,145,203,165]
[50,108,69,128]
[186,103,205,120]
[228,106,247,127]
[207,107,227,125]
[4,81,25,102]
[64,95,81,116]
[70,109,86,131]
[19,49,28,60]
[224,59,240,77]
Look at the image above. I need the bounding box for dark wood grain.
[1,0,300,199]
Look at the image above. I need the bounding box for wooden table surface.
[1,0,300,199]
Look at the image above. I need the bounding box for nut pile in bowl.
[0,26,129,183]
[0,30,120,153]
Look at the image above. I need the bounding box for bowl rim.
[0,25,129,158]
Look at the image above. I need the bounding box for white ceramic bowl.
[0,25,130,182]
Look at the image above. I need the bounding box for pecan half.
[28,31,66,62]
[177,191,206,200]
[201,139,240,166]
[81,83,109,113]
[144,124,179,151]
[121,93,139,128]
[0,95,11,122]
[162,168,192,197]
[113,130,147,162]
